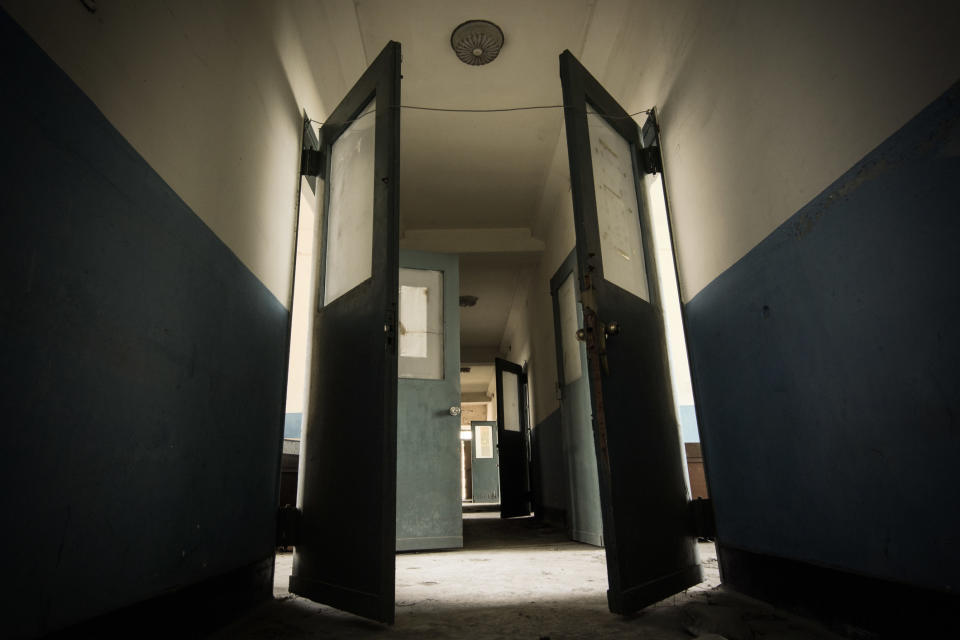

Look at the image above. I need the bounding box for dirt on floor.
[212,513,846,640]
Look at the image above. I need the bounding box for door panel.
[470,420,500,503]
[559,50,701,614]
[290,41,401,625]
[550,251,603,547]
[396,250,462,551]
[495,358,531,518]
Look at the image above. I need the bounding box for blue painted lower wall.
[677,404,699,443]
[0,11,289,637]
[284,412,303,439]
[532,409,568,523]
[686,79,960,593]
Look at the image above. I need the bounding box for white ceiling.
[459,363,495,395]
[353,0,596,232]
[331,0,619,351]
[458,253,537,348]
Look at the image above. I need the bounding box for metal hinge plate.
[301,114,323,186]
[640,145,662,175]
[301,147,324,179]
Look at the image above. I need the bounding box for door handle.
[577,322,619,340]
[449,406,462,417]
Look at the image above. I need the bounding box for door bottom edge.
[289,574,394,624]
[396,535,463,552]
[607,564,703,614]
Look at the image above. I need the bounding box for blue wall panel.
[284,413,303,439]
[532,409,568,524]
[678,404,699,443]
[686,80,960,592]
[0,11,289,636]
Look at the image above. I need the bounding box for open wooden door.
[290,42,401,624]
[494,358,531,518]
[559,50,702,613]
[396,250,462,551]
[470,420,500,503]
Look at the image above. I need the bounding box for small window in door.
[474,425,494,458]
[398,268,444,379]
[587,104,650,301]
[501,369,521,431]
[323,98,376,306]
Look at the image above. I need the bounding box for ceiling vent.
[450,20,504,66]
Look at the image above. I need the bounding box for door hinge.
[640,145,662,175]
[277,504,302,548]
[300,147,325,178]
[301,114,324,180]
[688,497,716,539]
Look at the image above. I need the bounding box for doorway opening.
[279,39,714,625]
[279,120,323,516]
[639,117,710,504]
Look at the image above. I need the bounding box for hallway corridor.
[213,512,843,639]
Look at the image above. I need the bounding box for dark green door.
[396,250,462,551]
[290,42,401,624]
[495,358,531,518]
[559,50,702,614]
[550,250,603,547]
[470,420,499,503]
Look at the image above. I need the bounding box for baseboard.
[719,544,959,637]
[571,528,603,547]
[45,555,275,639]
[396,535,463,552]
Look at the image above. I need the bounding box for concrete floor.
[212,510,845,639]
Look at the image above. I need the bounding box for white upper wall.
[604,0,960,299]
[2,0,366,306]
[519,0,960,423]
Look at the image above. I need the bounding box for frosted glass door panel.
[398,268,443,380]
[587,105,649,301]
[475,425,494,458]
[558,273,583,384]
[323,100,376,306]
[501,370,520,432]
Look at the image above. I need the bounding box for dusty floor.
[212,509,846,639]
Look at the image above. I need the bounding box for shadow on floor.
[214,584,846,640]
[210,513,844,639]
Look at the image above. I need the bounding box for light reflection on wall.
[1,0,361,305]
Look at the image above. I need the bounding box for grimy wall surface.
[688,77,960,595]
[0,2,358,635]
[512,0,960,612]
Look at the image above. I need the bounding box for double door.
[289,41,701,623]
